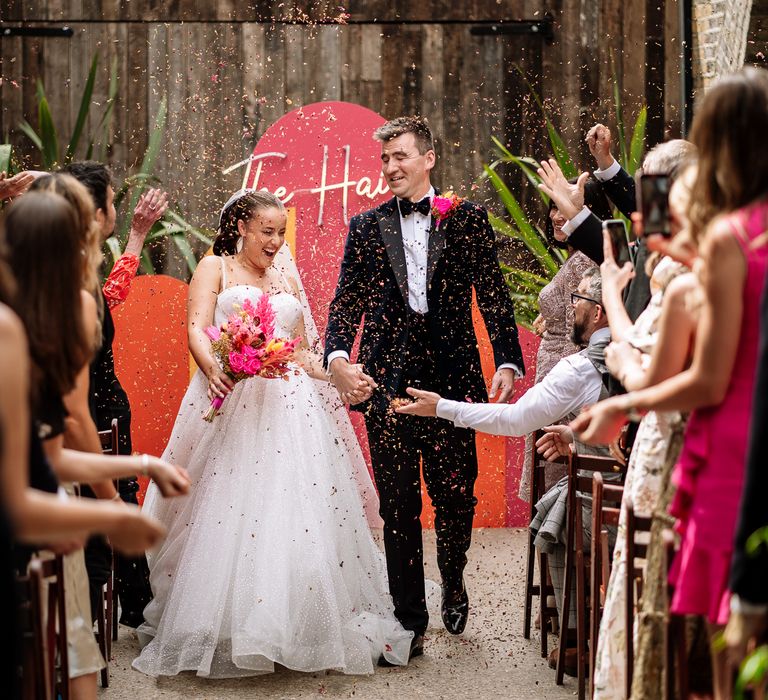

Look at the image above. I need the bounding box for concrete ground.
[102,528,576,699]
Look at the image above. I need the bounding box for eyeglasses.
[570,292,601,306]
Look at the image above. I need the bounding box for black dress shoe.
[377,634,424,667]
[441,581,469,635]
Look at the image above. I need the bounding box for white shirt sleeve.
[435,354,602,436]
[560,206,592,238]
[593,158,621,181]
[326,350,351,366]
[497,362,523,378]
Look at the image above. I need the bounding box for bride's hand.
[206,365,233,401]
[145,457,191,498]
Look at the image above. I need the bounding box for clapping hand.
[0,170,36,201]
[535,424,574,460]
[585,124,615,171]
[605,340,643,382]
[537,159,589,220]
[570,397,628,445]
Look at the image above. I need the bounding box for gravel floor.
[102,528,576,699]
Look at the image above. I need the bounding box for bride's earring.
[236,236,244,253]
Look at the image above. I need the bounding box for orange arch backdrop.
[113,101,540,526]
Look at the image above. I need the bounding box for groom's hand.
[329,358,377,405]
[489,368,516,403]
[394,387,442,417]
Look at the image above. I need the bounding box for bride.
[132,190,413,678]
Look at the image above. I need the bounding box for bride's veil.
[272,245,383,528]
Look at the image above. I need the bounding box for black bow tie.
[398,197,431,217]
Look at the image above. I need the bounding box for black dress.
[83,296,151,627]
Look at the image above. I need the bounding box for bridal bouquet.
[203,295,301,421]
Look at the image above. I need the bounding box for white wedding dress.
[132,276,413,678]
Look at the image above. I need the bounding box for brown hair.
[688,67,768,241]
[373,116,435,154]
[1,191,93,398]
[213,190,285,256]
[29,173,101,295]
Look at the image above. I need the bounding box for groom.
[324,116,524,659]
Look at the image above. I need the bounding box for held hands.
[145,456,191,498]
[585,123,615,171]
[601,229,635,295]
[393,387,441,417]
[329,358,377,405]
[537,159,588,221]
[489,367,516,403]
[535,424,574,460]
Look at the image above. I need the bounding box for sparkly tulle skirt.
[132,369,413,678]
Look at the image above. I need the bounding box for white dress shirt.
[328,187,520,375]
[435,327,610,436]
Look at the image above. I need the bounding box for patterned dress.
[519,250,595,501]
[592,258,690,699]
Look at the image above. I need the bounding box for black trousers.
[364,312,478,635]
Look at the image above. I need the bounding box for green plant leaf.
[746,526,768,556]
[171,233,198,272]
[103,235,123,267]
[65,54,98,163]
[18,119,43,152]
[37,93,59,168]
[628,105,647,177]
[545,120,578,180]
[0,144,11,175]
[139,248,155,275]
[485,167,559,276]
[116,96,167,243]
[735,645,768,700]
[92,55,120,163]
[612,56,629,171]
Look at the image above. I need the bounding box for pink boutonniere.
[431,191,463,229]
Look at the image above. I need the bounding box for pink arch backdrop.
[113,101,539,527]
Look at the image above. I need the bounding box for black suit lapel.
[375,199,409,304]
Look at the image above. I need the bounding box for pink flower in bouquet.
[202,294,300,421]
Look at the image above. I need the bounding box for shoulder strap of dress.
[219,256,228,292]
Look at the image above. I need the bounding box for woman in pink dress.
[572,67,768,699]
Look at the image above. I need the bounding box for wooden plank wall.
[0,0,682,274]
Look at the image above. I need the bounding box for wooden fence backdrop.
[0,0,684,274]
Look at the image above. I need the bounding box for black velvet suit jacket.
[729,277,768,604]
[324,196,525,414]
[567,165,651,322]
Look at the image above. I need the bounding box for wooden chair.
[18,554,69,700]
[663,528,688,700]
[556,452,626,693]
[624,497,653,697]
[587,472,623,698]
[523,430,567,657]
[95,418,119,688]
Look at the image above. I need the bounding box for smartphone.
[603,219,633,266]
[637,173,672,237]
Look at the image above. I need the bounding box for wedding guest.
[572,67,768,700]
[60,161,168,628]
[590,164,701,699]
[539,137,695,322]
[3,185,188,700]
[397,266,610,657]
[519,177,612,503]
[0,251,165,700]
[325,116,524,651]
[724,272,768,667]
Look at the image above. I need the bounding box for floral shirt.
[103,253,140,309]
